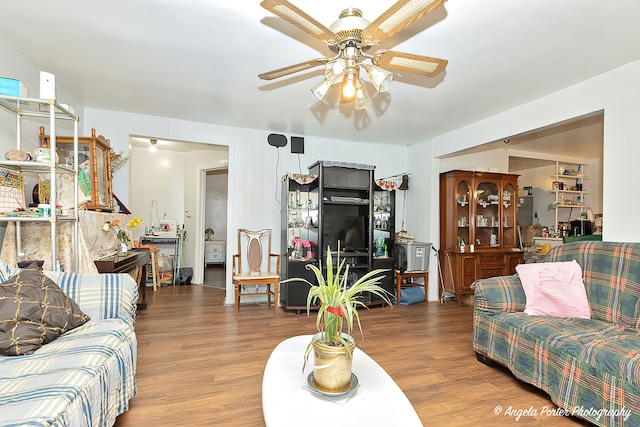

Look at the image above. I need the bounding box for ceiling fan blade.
[362,0,447,46]
[258,58,327,80]
[373,50,447,77]
[261,0,338,45]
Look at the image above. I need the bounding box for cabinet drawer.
[478,254,505,265]
[205,242,225,253]
[478,266,506,279]
[461,256,477,289]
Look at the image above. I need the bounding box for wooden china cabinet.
[40,127,113,212]
[439,170,523,305]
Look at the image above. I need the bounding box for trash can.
[178,267,193,286]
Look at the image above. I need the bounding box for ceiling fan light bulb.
[342,80,355,98]
[366,65,394,93]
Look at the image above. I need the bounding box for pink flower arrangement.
[291,238,312,248]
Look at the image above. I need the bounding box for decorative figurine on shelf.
[205,227,214,241]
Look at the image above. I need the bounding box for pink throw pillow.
[515,260,591,318]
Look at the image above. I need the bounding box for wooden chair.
[395,269,428,304]
[232,229,281,318]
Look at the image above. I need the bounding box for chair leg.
[151,251,159,291]
[234,284,240,318]
[266,284,271,308]
[274,280,279,316]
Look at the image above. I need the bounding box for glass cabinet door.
[502,181,516,248]
[456,179,470,248]
[373,189,395,258]
[286,182,319,260]
[475,180,500,247]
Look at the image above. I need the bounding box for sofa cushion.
[516,260,591,318]
[0,317,137,425]
[486,312,640,386]
[472,275,527,313]
[0,267,90,356]
[545,242,640,329]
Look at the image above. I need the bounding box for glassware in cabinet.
[456,179,470,247]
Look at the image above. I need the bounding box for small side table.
[395,270,428,304]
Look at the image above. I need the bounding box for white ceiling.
[2,0,639,155]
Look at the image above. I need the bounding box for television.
[322,210,367,252]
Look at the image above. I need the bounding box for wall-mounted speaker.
[291,136,304,154]
[267,133,287,147]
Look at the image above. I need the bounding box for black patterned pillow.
[0,267,90,356]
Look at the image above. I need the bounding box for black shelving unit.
[309,161,373,265]
[308,161,390,306]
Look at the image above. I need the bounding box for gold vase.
[311,333,355,393]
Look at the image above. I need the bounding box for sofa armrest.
[471,274,526,313]
[43,272,139,321]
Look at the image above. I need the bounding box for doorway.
[128,136,229,286]
[203,168,228,288]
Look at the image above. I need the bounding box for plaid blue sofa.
[0,271,138,426]
[472,241,640,427]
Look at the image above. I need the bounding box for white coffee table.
[262,335,423,426]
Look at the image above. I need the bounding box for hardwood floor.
[114,285,590,426]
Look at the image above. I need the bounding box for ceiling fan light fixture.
[310,78,333,103]
[260,0,448,111]
[354,78,371,110]
[365,64,394,93]
[325,58,346,84]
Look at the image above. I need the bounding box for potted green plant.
[285,246,393,393]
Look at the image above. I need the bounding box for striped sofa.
[472,241,640,427]
[0,271,138,426]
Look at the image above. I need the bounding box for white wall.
[439,149,510,173]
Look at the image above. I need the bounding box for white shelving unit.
[551,161,589,234]
[0,94,79,271]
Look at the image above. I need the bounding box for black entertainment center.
[279,161,395,312]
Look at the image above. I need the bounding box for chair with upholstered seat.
[232,228,281,318]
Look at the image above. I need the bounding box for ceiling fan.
[258,0,448,110]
